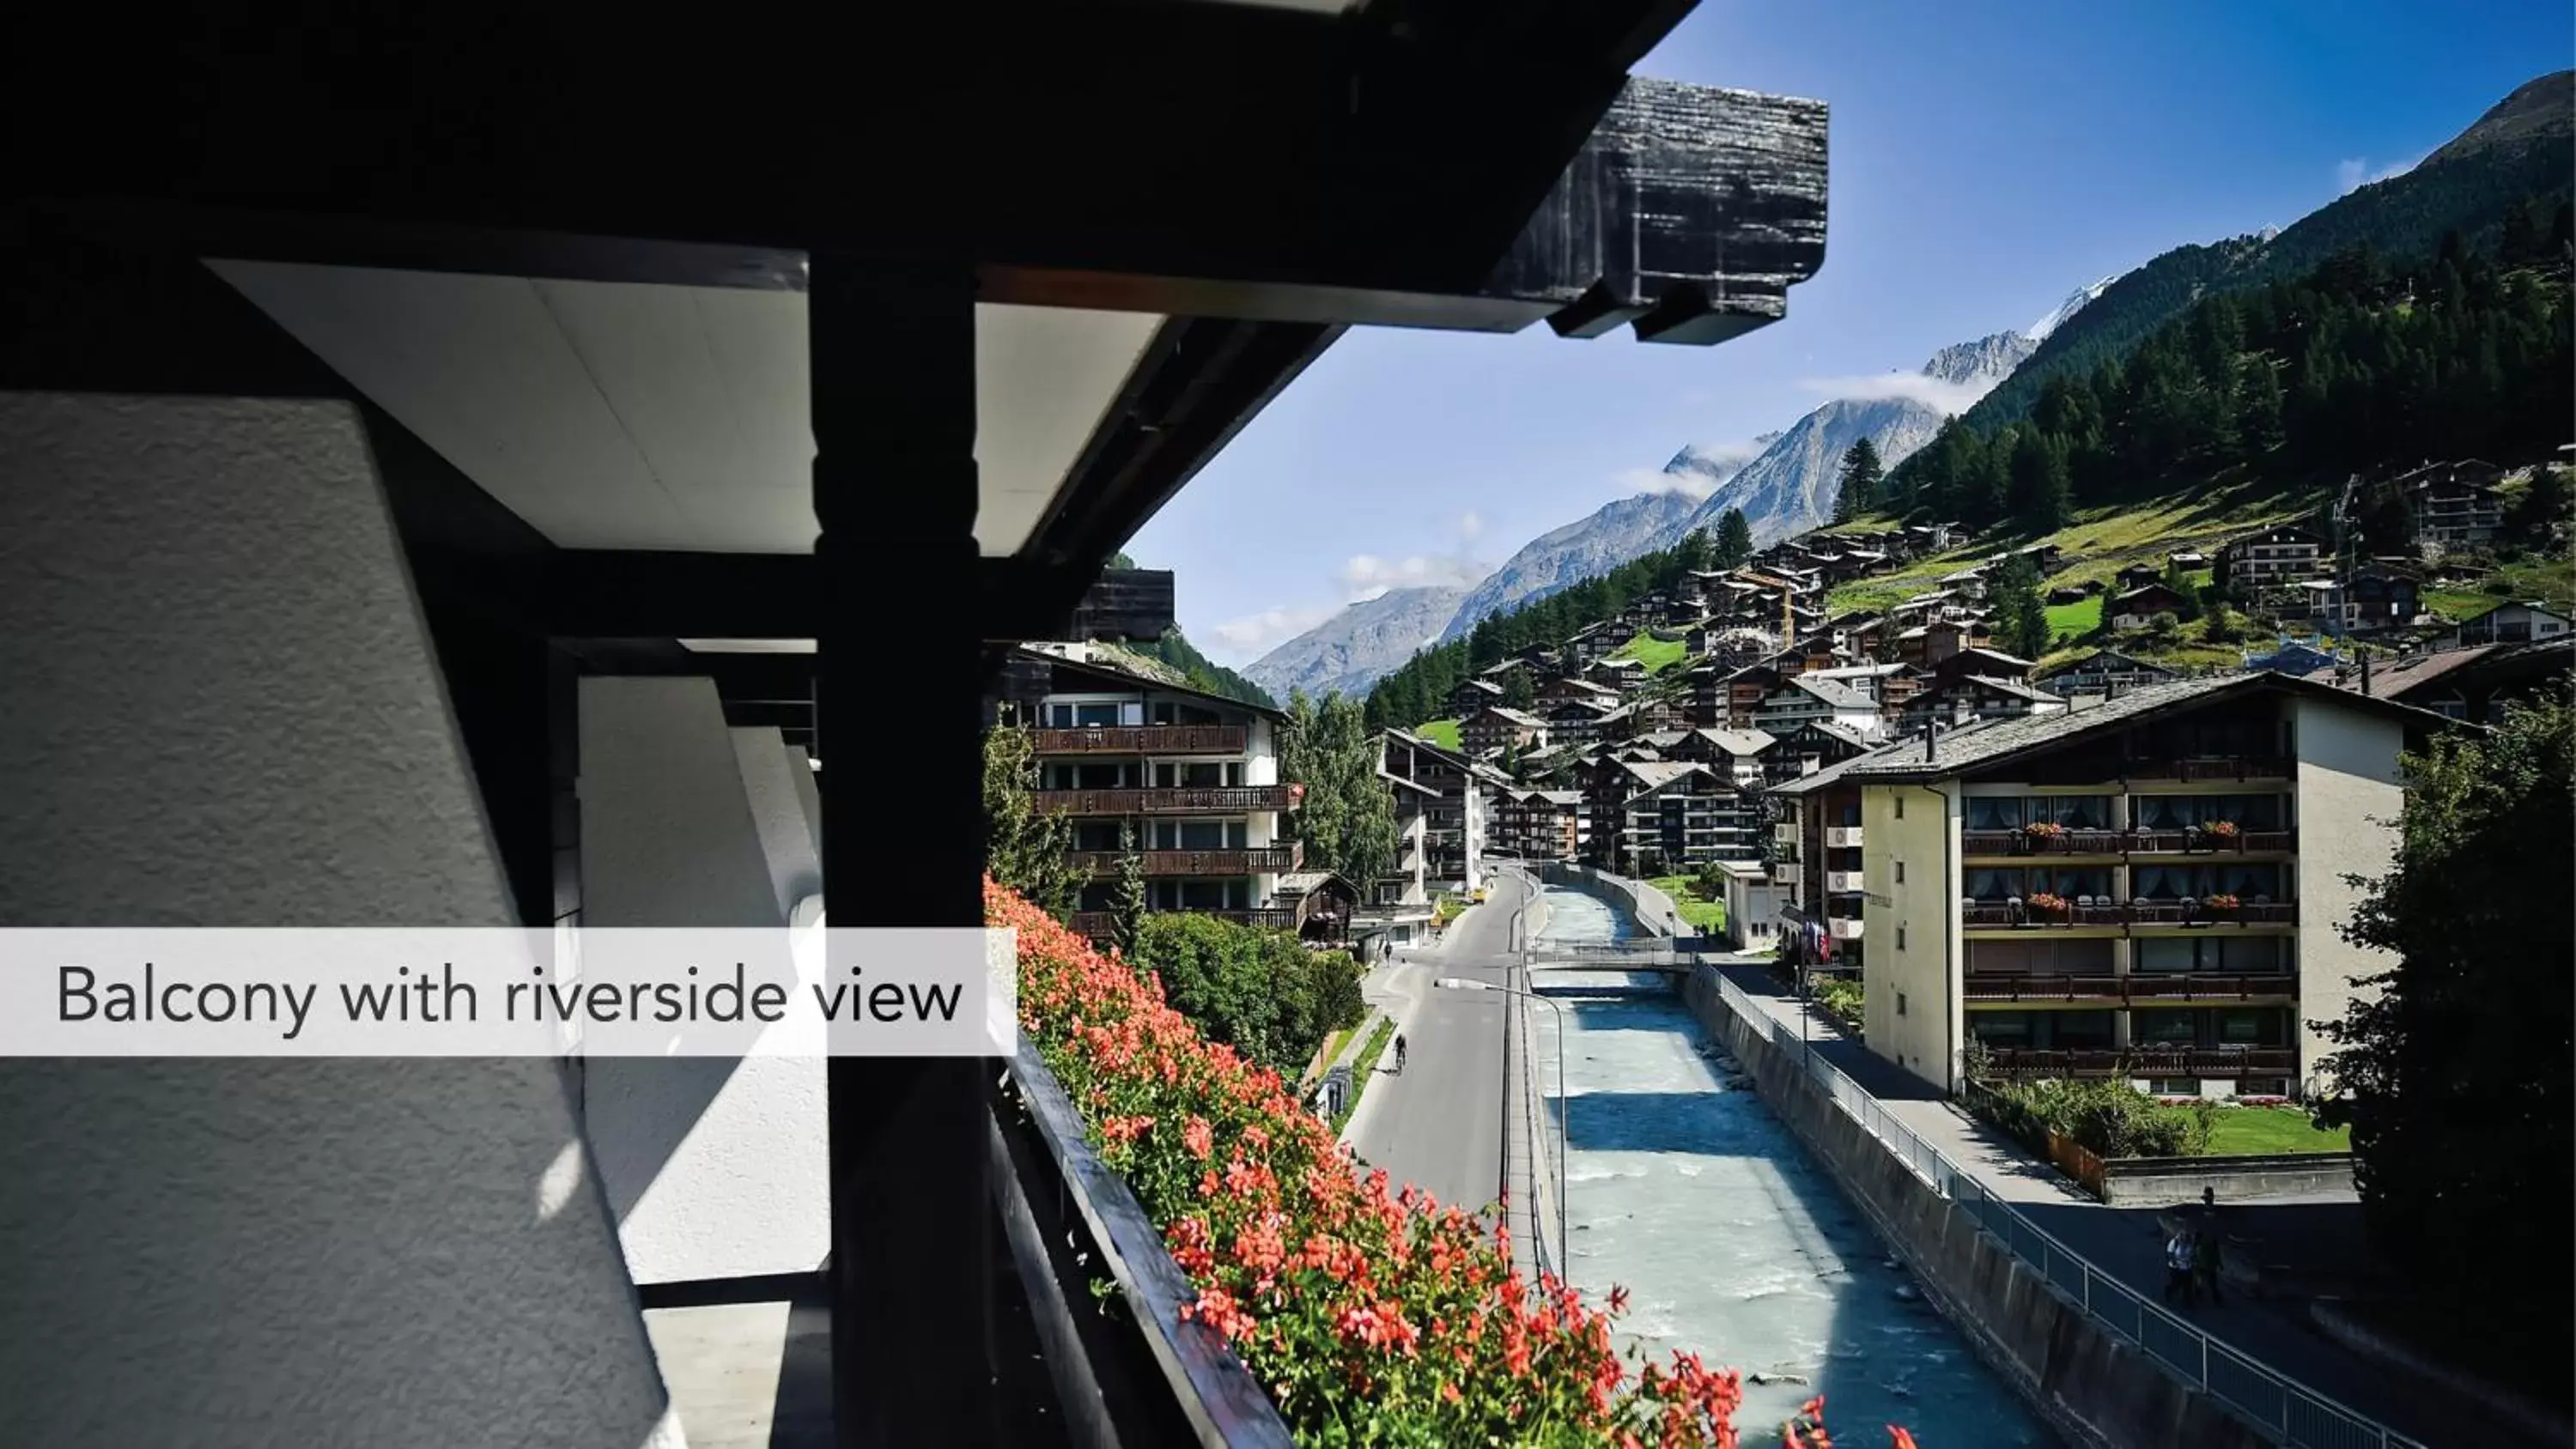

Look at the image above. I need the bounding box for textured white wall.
[1863,784,1960,1091]
[732,727,823,921]
[580,679,829,1283]
[0,392,682,1448]
[2289,698,2404,1093]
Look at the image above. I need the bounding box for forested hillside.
[1359,528,1725,731]
[1894,215,2573,530]
[1966,70,2572,427]
[1100,550,1279,708]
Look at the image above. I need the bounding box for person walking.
[2162,1230,2198,1307]
[2192,1223,2224,1305]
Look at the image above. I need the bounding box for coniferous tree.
[1714,507,1754,567]
[1990,553,2050,660]
[1109,822,1148,956]
[2007,427,2073,534]
[1832,437,1885,523]
[982,725,1080,916]
[1503,670,1536,711]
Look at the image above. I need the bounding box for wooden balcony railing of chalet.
[2118,757,2293,783]
[1066,844,1303,877]
[1964,972,2296,1003]
[1067,908,1297,937]
[1979,1046,2297,1078]
[1959,828,2297,857]
[1960,899,2297,928]
[1029,724,1248,755]
[1035,785,1296,815]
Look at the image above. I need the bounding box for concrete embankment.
[1530,862,1684,939]
[1680,965,2270,1449]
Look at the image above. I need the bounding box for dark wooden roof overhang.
[7,1,1825,630]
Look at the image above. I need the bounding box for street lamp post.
[1438,975,1568,1281]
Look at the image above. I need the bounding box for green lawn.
[2205,1106,2351,1156]
[1614,630,1690,673]
[2044,595,2102,644]
[1417,718,1461,751]
[1646,876,1728,934]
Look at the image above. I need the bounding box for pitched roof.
[1771,719,2010,795]
[1617,760,1720,796]
[1833,671,2461,783]
[1025,646,1288,719]
[2300,645,2499,697]
[1778,676,1871,710]
[2035,648,2178,681]
[1701,728,1777,756]
[1273,870,1353,898]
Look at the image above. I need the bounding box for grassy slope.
[1614,631,1690,673]
[1418,718,1463,751]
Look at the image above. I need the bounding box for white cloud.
[1796,370,1994,416]
[1209,604,1338,657]
[1213,538,1492,663]
[1458,510,1485,543]
[2336,154,2421,195]
[1615,465,1717,500]
[1340,552,1490,600]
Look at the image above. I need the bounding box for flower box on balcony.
[2202,893,2242,912]
[2023,822,2068,844]
[2193,821,2242,849]
[2026,892,2070,917]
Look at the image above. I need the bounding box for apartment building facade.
[2217,524,2329,591]
[2395,460,2505,553]
[1494,786,1588,862]
[1008,648,1301,937]
[1839,674,2439,1101]
[1383,728,1490,893]
[1589,761,1754,875]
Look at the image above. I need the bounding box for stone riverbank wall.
[1680,965,2272,1449]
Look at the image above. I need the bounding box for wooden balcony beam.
[472,552,1176,645]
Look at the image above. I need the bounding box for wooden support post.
[812,257,995,1445]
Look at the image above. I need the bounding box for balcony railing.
[1964,973,2125,1003]
[1965,972,2296,1003]
[1978,1046,2297,1078]
[1961,828,2295,858]
[2122,972,2298,1001]
[1066,844,1303,877]
[1030,724,1248,756]
[1067,907,1297,937]
[2123,757,2292,782]
[1963,899,2295,928]
[1036,785,1295,815]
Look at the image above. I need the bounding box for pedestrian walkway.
[1709,963,2543,1449]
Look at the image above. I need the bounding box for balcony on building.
[1978,1045,2300,1078]
[1824,825,1863,848]
[1030,723,1249,755]
[1035,784,1297,815]
[1066,843,1303,876]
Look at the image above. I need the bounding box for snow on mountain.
[1432,446,1765,644]
[2026,276,2119,343]
[1240,585,1470,701]
[1672,328,2045,548]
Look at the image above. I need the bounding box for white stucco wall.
[0,392,680,1447]
[580,678,829,1284]
[1862,783,1963,1092]
[1245,718,1279,785]
[2288,696,2406,1093]
[731,726,823,921]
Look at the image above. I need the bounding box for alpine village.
[975,67,2575,1449]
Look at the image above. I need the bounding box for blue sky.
[1126,0,2572,666]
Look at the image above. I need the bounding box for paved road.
[1343,870,1534,1218]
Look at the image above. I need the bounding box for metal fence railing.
[1705,968,2426,1449]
